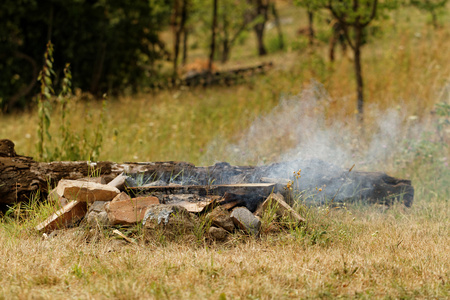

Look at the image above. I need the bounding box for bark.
[0,140,414,208]
[307,9,314,47]
[252,0,269,56]
[221,12,230,63]
[431,10,438,28]
[90,42,106,95]
[327,0,378,126]
[208,0,218,74]
[171,0,182,79]
[354,26,364,123]
[182,27,188,64]
[270,2,284,50]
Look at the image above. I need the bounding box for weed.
[34,42,106,162]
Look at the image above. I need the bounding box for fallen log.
[0,139,414,208]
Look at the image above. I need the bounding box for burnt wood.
[0,139,414,208]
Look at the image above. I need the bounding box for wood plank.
[128,183,276,197]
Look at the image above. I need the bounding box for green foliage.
[0,0,172,111]
[35,43,106,162]
[410,0,448,27]
[36,41,56,161]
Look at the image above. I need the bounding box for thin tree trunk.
[221,11,230,63]
[172,0,181,79]
[254,24,267,56]
[179,0,188,64]
[271,2,284,50]
[329,34,337,62]
[182,28,188,64]
[208,0,218,73]
[90,42,106,95]
[354,26,364,124]
[431,10,438,28]
[307,8,314,47]
[253,0,268,56]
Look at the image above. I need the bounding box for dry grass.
[0,197,448,299]
[0,4,449,299]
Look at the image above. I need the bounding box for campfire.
[0,139,414,241]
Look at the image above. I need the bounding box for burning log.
[0,139,414,209]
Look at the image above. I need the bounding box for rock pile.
[36,174,304,241]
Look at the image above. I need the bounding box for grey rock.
[208,206,235,232]
[230,207,261,236]
[86,201,110,226]
[208,226,228,241]
[141,204,188,226]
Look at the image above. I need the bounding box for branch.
[341,23,355,51]
[360,0,378,27]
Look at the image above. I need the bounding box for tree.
[247,0,270,56]
[0,0,172,112]
[209,0,218,73]
[172,0,189,79]
[192,0,254,63]
[325,0,379,124]
[410,0,448,28]
[295,0,325,47]
[218,1,254,62]
[270,1,285,50]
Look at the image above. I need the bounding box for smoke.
[201,80,427,176]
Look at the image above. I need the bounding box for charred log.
[0,140,414,208]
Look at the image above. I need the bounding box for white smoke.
[201,80,430,174]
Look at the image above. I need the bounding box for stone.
[36,200,88,233]
[143,204,195,236]
[230,207,261,236]
[172,198,216,213]
[208,226,228,241]
[141,204,188,226]
[77,177,106,184]
[111,191,131,202]
[208,206,235,232]
[56,179,120,203]
[106,173,128,190]
[86,201,110,226]
[106,195,160,225]
[255,193,305,224]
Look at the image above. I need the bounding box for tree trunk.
[329,34,337,62]
[254,24,267,56]
[307,8,314,47]
[222,39,230,63]
[354,26,364,124]
[431,10,438,28]
[253,0,268,56]
[172,0,181,79]
[182,28,188,65]
[208,0,218,74]
[271,2,284,50]
[90,41,106,95]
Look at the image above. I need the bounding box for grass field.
[0,4,449,299]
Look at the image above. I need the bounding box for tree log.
[0,140,414,207]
